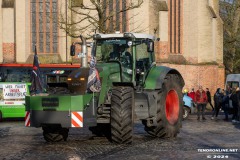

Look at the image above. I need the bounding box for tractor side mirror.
[147,41,154,52]
[70,44,75,56]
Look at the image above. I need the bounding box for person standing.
[231,87,240,123]
[212,88,223,120]
[188,88,195,100]
[206,88,214,111]
[236,87,240,123]
[222,90,230,121]
[183,88,189,95]
[195,86,208,120]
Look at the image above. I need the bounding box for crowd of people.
[184,85,240,123]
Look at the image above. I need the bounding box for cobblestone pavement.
[0,112,240,160]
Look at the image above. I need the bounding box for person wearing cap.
[183,88,189,95]
[194,85,208,120]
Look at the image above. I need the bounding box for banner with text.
[3,84,27,100]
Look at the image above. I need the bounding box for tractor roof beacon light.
[124,32,135,38]
[93,34,101,40]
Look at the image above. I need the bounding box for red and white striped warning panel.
[71,112,83,127]
[25,111,30,127]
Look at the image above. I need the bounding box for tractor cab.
[93,32,156,86]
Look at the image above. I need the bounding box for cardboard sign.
[3,84,27,100]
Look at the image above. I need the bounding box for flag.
[87,56,101,93]
[30,46,44,95]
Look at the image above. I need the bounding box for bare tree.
[59,0,143,39]
[220,0,240,74]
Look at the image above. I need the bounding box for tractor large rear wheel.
[111,86,133,144]
[144,74,183,138]
[42,125,69,142]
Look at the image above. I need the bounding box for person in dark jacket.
[231,87,240,122]
[237,88,240,123]
[211,88,223,120]
[206,88,214,111]
[195,85,208,120]
[222,90,230,121]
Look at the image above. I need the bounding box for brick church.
[0,0,224,93]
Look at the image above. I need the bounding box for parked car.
[183,94,195,120]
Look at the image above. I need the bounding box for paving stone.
[0,112,239,160]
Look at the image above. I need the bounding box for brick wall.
[155,41,168,61]
[158,63,225,94]
[2,43,15,63]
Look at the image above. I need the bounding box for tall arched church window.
[31,0,58,53]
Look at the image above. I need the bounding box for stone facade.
[0,0,224,92]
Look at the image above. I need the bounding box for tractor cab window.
[96,39,133,82]
[135,41,153,72]
[135,40,154,85]
[96,39,132,66]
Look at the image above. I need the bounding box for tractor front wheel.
[110,86,133,144]
[42,125,69,142]
[144,74,183,138]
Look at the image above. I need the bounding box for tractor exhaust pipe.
[80,35,88,68]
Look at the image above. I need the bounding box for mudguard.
[144,66,185,90]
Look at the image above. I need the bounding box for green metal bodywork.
[25,94,92,112]
[25,93,94,127]
[145,65,184,90]
[96,63,120,105]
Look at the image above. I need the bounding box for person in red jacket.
[194,85,208,120]
[188,88,195,100]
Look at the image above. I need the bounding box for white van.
[225,74,240,89]
[225,74,240,113]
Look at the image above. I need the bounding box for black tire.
[89,126,103,137]
[89,124,111,137]
[143,74,183,138]
[111,86,133,144]
[183,106,190,120]
[42,125,69,142]
[0,111,2,122]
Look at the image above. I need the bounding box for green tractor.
[25,32,184,144]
